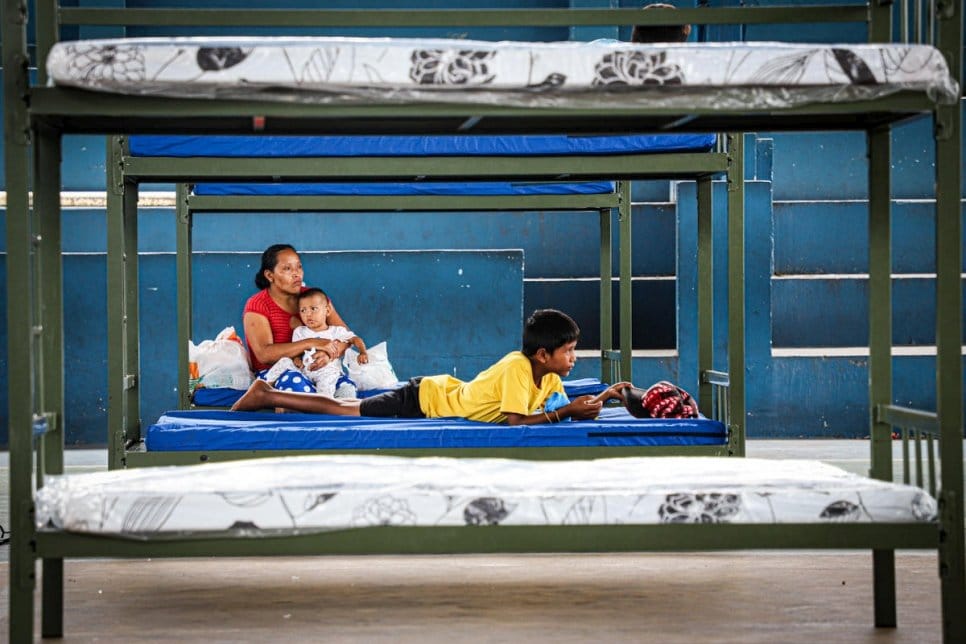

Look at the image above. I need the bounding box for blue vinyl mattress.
[145,407,728,452]
[130,134,716,158]
[192,181,618,196]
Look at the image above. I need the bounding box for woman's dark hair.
[254,244,297,290]
[522,309,580,357]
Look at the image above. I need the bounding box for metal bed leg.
[4,0,40,638]
[872,549,897,627]
[867,124,897,628]
[35,121,66,638]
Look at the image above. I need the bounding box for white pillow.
[344,341,398,390]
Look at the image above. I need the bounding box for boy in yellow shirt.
[232,308,628,425]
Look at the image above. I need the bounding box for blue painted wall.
[2,0,965,443]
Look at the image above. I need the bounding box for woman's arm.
[244,312,336,367]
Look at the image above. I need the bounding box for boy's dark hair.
[522,309,580,357]
[298,287,329,302]
[631,3,690,43]
[254,243,297,290]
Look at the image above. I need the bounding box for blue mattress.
[130,134,716,158]
[192,378,610,409]
[193,181,617,196]
[145,407,728,452]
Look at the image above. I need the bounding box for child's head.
[631,3,691,43]
[522,309,580,357]
[298,287,330,330]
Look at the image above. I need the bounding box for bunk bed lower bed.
[112,131,736,467]
[3,6,963,643]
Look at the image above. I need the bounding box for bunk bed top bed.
[31,38,958,135]
[5,2,963,642]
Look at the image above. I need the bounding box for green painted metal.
[618,181,633,383]
[599,205,613,384]
[27,87,942,136]
[106,136,142,470]
[935,1,965,638]
[124,443,732,468]
[868,125,892,483]
[124,154,728,182]
[4,0,39,639]
[176,184,193,411]
[56,6,869,28]
[34,123,66,639]
[696,176,714,416]
[35,523,938,559]
[725,133,745,457]
[877,404,939,433]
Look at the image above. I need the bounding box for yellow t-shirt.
[418,351,564,423]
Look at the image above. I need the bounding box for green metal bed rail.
[876,403,941,496]
[701,369,731,429]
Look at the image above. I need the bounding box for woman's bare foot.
[231,379,274,411]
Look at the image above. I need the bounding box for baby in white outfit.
[266,287,368,397]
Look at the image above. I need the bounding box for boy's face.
[543,340,578,377]
[298,294,329,329]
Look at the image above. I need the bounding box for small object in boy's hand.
[624,386,650,418]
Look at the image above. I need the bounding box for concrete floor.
[0,442,959,642]
[1,553,944,643]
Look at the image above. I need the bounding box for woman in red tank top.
[242,244,350,373]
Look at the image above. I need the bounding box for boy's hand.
[357,351,369,365]
[563,395,603,421]
[590,381,633,404]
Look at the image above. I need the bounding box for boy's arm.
[504,395,603,425]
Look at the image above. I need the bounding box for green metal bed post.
[726,133,745,456]
[696,176,714,415]
[934,1,965,638]
[177,183,194,410]
[4,0,39,639]
[618,180,633,383]
[34,121,66,638]
[106,136,141,469]
[867,123,896,627]
[599,202,614,384]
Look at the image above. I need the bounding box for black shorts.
[358,377,425,418]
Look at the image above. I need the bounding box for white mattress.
[35,455,937,539]
[46,38,960,109]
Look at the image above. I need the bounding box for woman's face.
[265,248,304,295]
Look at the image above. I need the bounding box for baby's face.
[298,294,329,329]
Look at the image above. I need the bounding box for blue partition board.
[193,181,617,196]
[145,407,728,452]
[129,134,717,157]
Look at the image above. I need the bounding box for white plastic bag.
[188,326,253,390]
[344,340,398,390]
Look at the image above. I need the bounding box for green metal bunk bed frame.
[3,2,963,642]
[106,135,741,468]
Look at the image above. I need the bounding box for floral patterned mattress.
[45,38,960,109]
[35,454,936,539]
